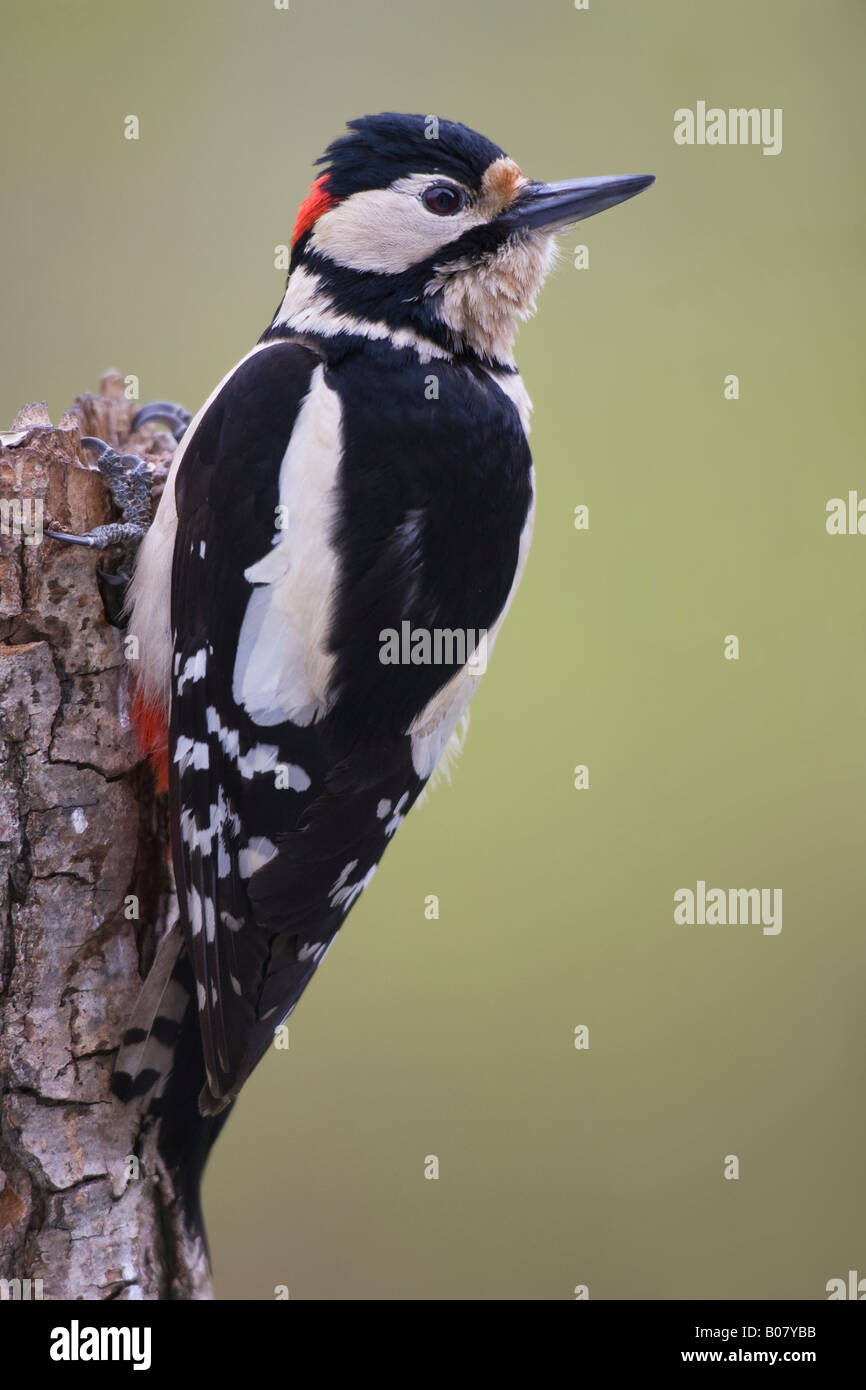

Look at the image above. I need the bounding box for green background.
[2,0,863,1299]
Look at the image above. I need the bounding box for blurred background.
[2,0,864,1299]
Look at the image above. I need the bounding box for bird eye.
[422,184,464,216]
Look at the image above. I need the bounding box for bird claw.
[131,400,191,442]
[45,435,150,556]
[98,566,133,587]
[44,398,187,625]
[46,522,146,549]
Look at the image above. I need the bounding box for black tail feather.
[113,933,233,1237]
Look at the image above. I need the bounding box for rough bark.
[0,374,212,1299]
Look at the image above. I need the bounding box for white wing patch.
[384,792,409,837]
[238,836,278,880]
[204,707,312,788]
[329,863,377,912]
[233,364,343,727]
[174,736,209,773]
[176,647,208,694]
[178,789,241,866]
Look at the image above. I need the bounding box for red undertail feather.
[131,685,169,793]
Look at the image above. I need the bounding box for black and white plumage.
[114,113,653,1232]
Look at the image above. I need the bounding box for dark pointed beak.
[498,173,655,232]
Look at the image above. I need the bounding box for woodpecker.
[112,112,653,1232]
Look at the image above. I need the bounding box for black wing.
[170,342,421,1113]
[170,340,533,1114]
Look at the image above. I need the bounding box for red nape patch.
[291,174,337,247]
[131,685,169,794]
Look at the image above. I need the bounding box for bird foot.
[46,399,188,620]
[131,400,191,442]
[45,521,147,549]
[46,435,153,625]
[46,434,153,551]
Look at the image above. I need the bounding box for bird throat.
[424,232,557,365]
[272,231,555,368]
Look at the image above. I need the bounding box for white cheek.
[310,184,476,275]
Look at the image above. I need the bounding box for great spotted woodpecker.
[112,113,653,1231]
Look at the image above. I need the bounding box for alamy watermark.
[379,622,488,672]
[0,496,43,544]
[50,1320,151,1370]
[674,103,782,156]
[826,491,866,535]
[0,1276,44,1300]
[674,880,782,935]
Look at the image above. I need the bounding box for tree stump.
[0,374,211,1300]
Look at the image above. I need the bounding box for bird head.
[271,113,654,368]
